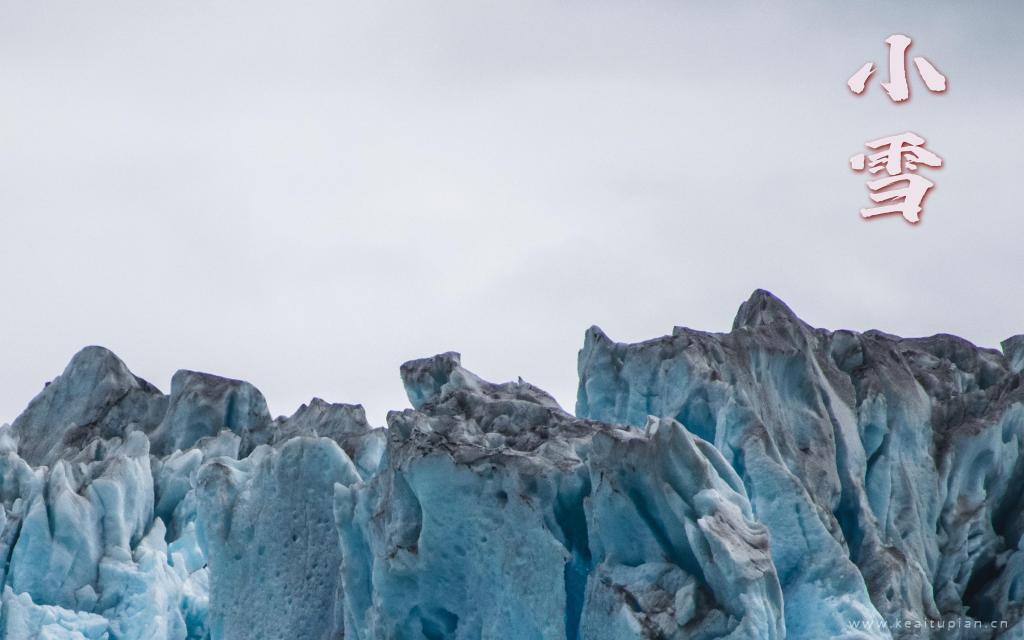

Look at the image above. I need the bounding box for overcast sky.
[2,1,1023,425]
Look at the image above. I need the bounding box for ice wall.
[1,290,1022,639]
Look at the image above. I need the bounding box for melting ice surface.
[1,290,1023,639]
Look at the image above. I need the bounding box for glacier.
[0,290,1022,639]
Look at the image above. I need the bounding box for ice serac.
[1003,335,1024,374]
[577,289,1024,639]
[0,425,203,640]
[10,346,166,468]
[195,437,362,640]
[148,370,273,457]
[334,352,783,640]
[0,347,379,640]
[582,417,784,640]
[272,399,386,480]
[8,431,153,610]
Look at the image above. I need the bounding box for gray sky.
[2,1,1023,426]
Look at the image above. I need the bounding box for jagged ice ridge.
[1,290,1023,639]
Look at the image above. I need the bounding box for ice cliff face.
[578,292,1024,639]
[0,291,1022,639]
[334,353,781,640]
